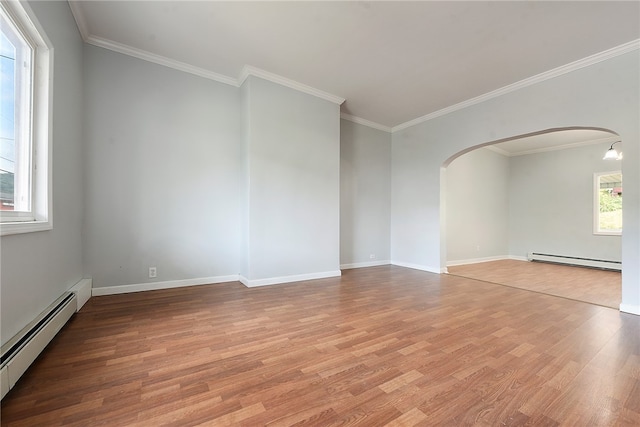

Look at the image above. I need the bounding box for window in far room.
[594,171,622,235]
[0,2,51,235]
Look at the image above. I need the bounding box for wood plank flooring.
[447,259,621,309]
[2,266,639,426]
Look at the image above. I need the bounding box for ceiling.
[69,1,639,130]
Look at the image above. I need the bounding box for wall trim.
[239,270,342,288]
[69,3,638,133]
[485,135,619,157]
[84,37,346,105]
[446,255,529,266]
[91,275,239,296]
[340,113,392,133]
[67,1,90,41]
[340,260,391,270]
[484,145,511,156]
[86,35,238,86]
[506,135,619,157]
[391,261,442,274]
[620,304,640,316]
[392,39,640,132]
[0,220,52,237]
[239,65,345,105]
[446,255,511,267]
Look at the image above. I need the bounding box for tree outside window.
[595,172,622,235]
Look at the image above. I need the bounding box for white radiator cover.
[1,292,77,400]
[70,278,92,310]
[527,252,622,271]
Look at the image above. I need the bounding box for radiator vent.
[528,252,622,271]
[1,292,76,400]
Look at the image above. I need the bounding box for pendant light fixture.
[603,141,623,160]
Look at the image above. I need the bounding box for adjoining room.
[445,129,623,309]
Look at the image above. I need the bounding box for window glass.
[595,172,622,235]
[1,9,33,215]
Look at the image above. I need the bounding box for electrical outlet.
[149,267,157,278]
[369,254,376,259]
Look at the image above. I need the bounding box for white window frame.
[593,171,622,236]
[0,1,52,236]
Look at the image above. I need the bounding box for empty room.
[445,130,624,309]
[1,1,639,425]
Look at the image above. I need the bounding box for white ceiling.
[69,1,639,130]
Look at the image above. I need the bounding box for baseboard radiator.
[528,252,622,271]
[1,292,77,400]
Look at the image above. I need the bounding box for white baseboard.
[446,255,529,267]
[239,270,342,288]
[391,261,442,274]
[91,275,239,296]
[620,304,640,316]
[446,255,509,267]
[340,260,390,270]
[69,278,92,310]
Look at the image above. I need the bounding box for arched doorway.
[441,127,622,308]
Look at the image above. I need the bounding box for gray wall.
[445,147,509,263]
[391,51,640,312]
[84,50,341,289]
[340,119,391,266]
[1,1,84,344]
[242,76,340,281]
[508,143,621,261]
[83,45,242,289]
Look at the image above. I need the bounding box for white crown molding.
[67,1,89,42]
[239,65,345,105]
[67,1,345,103]
[86,35,238,86]
[340,113,392,133]
[393,39,640,132]
[91,275,239,296]
[83,37,345,104]
[66,3,638,129]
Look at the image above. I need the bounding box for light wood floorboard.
[447,259,621,309]
[1,266,638,426]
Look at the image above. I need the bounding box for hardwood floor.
[447,259,621,309]
[2,266,639,426]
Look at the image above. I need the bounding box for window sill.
[0,220,52,236]
[594,231,622,236]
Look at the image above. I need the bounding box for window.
[594,171,622,235]
[0,2,51,235]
